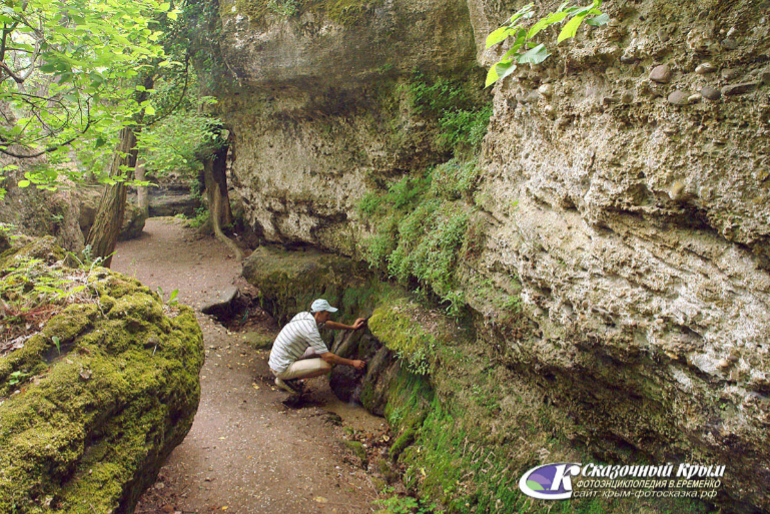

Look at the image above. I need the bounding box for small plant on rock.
[485,0,609,87]
[156,286,179,306]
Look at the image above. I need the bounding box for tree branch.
[0,60,25,84]
[144,53,190,128]
[0,101,92,158]
[0,21,20,62]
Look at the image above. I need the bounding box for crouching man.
[268,298,367,394]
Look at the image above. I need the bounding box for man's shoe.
[275,377,301,394]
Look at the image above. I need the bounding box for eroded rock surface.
[200,0,770,511]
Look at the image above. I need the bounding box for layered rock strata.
[205,0,770,511]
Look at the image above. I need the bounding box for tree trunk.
[203,144,242,261]
[85,127,138,268]
[135,157,149,217]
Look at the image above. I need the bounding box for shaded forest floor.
[112,218,384,514]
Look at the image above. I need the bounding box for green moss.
[241,331,276,349]
[242,245,392,324]
[344,440,369,468]
[369,300,441,375]
[388,427,415,462]
[383,369,432,434]
[42,304,99,344]
[0,236,64,269]
[322,0,378,24]
[0,303,101,397]
[370,325,717,514]
[0,248,204,513]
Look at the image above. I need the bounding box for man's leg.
[277,358,332,381]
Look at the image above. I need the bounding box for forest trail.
[112,218,382,514]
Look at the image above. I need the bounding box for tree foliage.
[136,93,222,179]
[0,0,183,193]
[485,0,608,87]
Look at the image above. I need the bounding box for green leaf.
[485,66,499,88]
[586,13,610,26]
[486,26,511,49]
[145,105,156,116]
[509,3,534,24]
[486,61,517,87]
[567,5,596,17]
[18,180,30,188]
[527,11,568,39]
[168,10,178,20]
[169,289,178,302]
[558,14,587,43]
[517,43,550,64]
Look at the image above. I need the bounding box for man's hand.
[321,353,367,370]
[352,318,367,330]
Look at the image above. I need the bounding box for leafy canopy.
[485,0,609,87]
[0,0,182,192]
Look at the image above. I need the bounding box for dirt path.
[112,218,383,514]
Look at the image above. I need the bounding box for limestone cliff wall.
[198,0,770,511]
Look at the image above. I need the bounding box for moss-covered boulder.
[0,239,204,513]
[242,245,376,324]
[117,202,147,241]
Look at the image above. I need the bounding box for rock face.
[201,0,770,511]
[192,0,482,255]
[0,239,204,513]
[0,166,147,251]
[0,174,86,252]
[144,182,202,218]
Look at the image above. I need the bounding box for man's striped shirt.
[268,311,329,373]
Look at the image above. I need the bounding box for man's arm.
[323,318,367,331]
[319,352,366,370]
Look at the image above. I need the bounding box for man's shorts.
[271,358,332,380]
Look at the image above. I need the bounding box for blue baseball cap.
[311,299,338,313]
